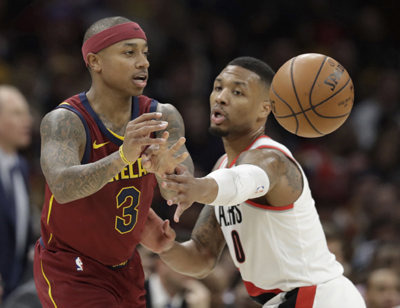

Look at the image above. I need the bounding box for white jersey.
[214,135,344,302]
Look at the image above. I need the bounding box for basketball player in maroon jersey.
[33,17,193,308]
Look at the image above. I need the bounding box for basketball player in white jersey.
[140,57,366,307]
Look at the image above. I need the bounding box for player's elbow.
[191,248,218,279]
[192,265,214,279]
[50,181,77,204]
[52,193,71,204]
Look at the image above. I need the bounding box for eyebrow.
[233,81,247,88]
[123,42,148,48]
[215,78,247,88]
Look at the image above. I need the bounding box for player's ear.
[259,99,271,119]
[87,53,102,73]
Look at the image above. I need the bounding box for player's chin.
[208,125,229,137]
[129,87,145,97]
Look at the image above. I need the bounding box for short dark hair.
[83,16,132,44]
[227,57,275,87]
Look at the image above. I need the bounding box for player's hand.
[141,131,189,177]
[140,208,176,254]
[122,112,168,163]
[161,164,204,222]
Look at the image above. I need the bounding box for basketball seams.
[276,77,353,119]
[271,84,300,134]
[290,57,324,136]
[310,77,353,118]
[271,53,354,137]
[309,56,328,110]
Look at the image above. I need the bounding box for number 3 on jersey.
[115,187,140,234]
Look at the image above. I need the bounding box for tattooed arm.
[161,149,304,220]
[158,204,226,278]
[153,103,194,200]
[41,109,166,204]
[234,149,303,207]
[156,158,225,278]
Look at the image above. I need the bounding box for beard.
[209,126,229,137]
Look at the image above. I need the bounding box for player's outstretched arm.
[162,149,303,221]
[158,204,226,279]
[143,103,194,200]
[41,109,167,204]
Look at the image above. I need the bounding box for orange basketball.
[270,53,354,138]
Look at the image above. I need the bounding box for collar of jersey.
[79,92,140,146]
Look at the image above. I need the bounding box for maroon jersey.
[40,92,158,266]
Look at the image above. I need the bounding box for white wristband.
[207,164,270,206]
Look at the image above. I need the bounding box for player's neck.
[223,126,265,166]
[86,87,132,126]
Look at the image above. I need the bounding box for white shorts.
[262,276,366,308]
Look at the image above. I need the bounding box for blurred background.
[1,0,400,307]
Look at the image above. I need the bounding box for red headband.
[82,22,147,66]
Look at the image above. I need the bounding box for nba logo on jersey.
[256,186,264,193]
[75,257,83,271]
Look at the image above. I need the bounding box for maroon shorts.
[33,240,146,308]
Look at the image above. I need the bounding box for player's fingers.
[161,180,182,191]
[162,173,182,183]
[155,131,169,151]
[141,159,152,170]
[174,203,188,223]
[175,164,187,175]
[126,121,166,133]
[166,194,182,206]
[133,137,166,146]
[162,131,169,140]
[129,112,162,124]
[163,220,176,239]
[128,121,168,135]
[174,212,179,223]
[168,137,186,154]
[174,152,189,164]
[143,144,160,157]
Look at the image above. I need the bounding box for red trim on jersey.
[228,135,271,168]
[256,145,293,159]
[243,279,282,297]
[246,200,294,211]
[295,285,317,308]
[217,155,228,169]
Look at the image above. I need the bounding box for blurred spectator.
[369,243,400,277]
[137,244,157,280]
[145,254,211,308]
[351,69,400,151]
[323,222,353,278]
[199,264,229,308]
[2,279,41,308]
[364,268,400,308]
[0,85,33,300]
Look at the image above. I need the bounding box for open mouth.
[132,74,148,87]
[211,111,226,124]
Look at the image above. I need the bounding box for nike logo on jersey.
[93,141,110,149]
